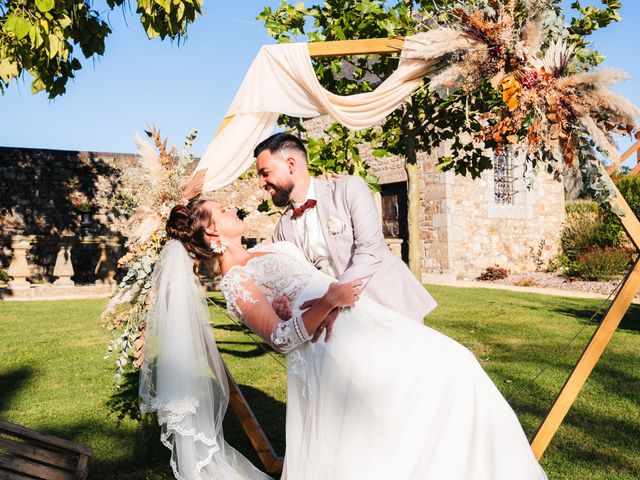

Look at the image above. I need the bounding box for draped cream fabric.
[192,36,439,193]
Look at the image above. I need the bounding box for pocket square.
[326,216,346,234]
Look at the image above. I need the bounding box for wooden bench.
[0,420,92,480]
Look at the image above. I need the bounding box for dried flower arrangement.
[403,0,638,210]
[101,127,197,383]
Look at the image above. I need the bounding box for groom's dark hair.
[253,132,307,160]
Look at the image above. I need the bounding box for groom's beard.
[267,180,294,207]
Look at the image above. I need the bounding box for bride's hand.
[272,294,291,320]
[324,279,363,308]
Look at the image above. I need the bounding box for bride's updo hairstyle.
[166,199,215,261]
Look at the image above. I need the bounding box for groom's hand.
[272,295,291,320]
[300,298,339,343]
[311,308,339,343]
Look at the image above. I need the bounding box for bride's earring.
[209,240,228,255]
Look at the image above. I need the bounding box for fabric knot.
[291,199,317,219]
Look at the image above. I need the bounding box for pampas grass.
[402,28,485,63]
[134,133,164,192]
[591,89,640,126]
[557,68,630,90]
[404,3,637,176]
[579,115,620,164]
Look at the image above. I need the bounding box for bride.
[140,198,547,480]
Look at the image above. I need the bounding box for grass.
[0,286,638,479]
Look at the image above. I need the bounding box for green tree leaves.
[35,0,55,14]
[566,0,623,68]
[0,0,204,98]
[134,0,203,40]
[0,57,18,83]
[3,14,31,39]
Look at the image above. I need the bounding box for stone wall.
[0,146,135,237]
[0,147,134,281]
[0,146,278,284]
[442,166,565,280]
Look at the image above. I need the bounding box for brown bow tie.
[291,199,317,219]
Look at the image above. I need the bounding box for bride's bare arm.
[230,279,362,353]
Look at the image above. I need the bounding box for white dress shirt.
[291,181,337,277]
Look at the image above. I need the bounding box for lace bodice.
[220,241,333,353]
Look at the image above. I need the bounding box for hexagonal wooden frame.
[210,38,640,473]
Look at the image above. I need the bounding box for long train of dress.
[222,241,547,480]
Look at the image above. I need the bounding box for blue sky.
[1,1,638,166]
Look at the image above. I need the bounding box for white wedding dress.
[221,241,547,480]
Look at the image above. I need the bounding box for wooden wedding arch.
[211,38,640,475]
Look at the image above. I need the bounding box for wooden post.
[531,164,640,459]
[307,37,404,57]
[224,365,283,475]
[606,139,640,175]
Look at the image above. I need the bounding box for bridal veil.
[139,240,271,480]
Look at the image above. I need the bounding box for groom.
[254,133,436,340]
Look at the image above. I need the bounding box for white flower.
[326,216,346,234]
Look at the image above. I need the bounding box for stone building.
[367,143,565,281]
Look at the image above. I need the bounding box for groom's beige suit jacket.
[272,176,437,322]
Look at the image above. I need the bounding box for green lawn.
[0,286,638,479]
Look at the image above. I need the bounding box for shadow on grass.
[105,370,143,422]
[217,347,273,359]
[43,386,284,479]
[0,367,33,414]
[212,323,275,360]
[37,419,172,480]
[214,323,248,333]
[551,302,640,333]
[216,341,275,359]
[98,384,283,479]
[99,372,283,478]
[208,296,228,309]
[222,384,286,473]
[509,389,640,478]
